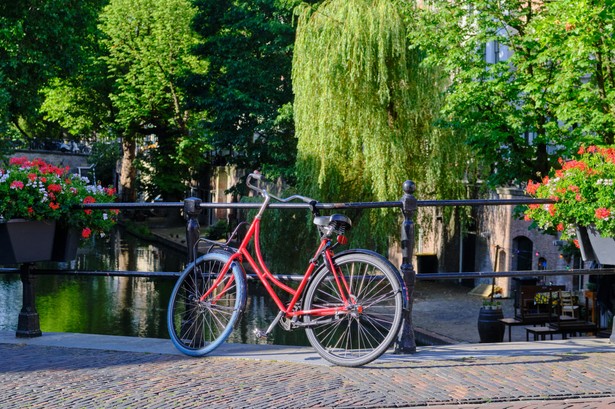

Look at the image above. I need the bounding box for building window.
[538,257,547,271]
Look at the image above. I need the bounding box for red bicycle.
[167,173,406,366]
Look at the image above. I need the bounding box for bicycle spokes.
[167,253,246,356]
[304,252,403,367]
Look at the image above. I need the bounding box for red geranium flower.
[10,181,24,189]
[595,208,611,220]
[47,184,62,193]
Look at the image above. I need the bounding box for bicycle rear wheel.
[304,250,404,366]
[167,252,246,356]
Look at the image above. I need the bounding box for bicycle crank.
[253,311,285,339]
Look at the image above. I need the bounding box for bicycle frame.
[200,201,353,320]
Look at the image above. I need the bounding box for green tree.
[0,0,105,141]
[293,0,468,251]
[185,0,297,183]
[408,0,615,186]
[527,0,615,146]
[39,54,113,141]
[98,0,207,201]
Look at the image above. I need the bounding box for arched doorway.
[513,236,533,271]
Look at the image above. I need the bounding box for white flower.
[596,178,614,186]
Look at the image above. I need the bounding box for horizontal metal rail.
[0,267,305,282]
[416,268,615,280]
[4,184,610,347]
[0,268,181,278]
[0,195,607,284]
[3,267,614,281]
[78,196,555,211]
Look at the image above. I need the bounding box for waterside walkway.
[1,330,614,408]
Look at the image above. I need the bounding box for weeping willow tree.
[293,0,469,251]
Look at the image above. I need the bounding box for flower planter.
[51,224,80,262]
[1,157,118,248]
[576,226,615,265]
[0,219,57,264]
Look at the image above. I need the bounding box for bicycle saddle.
[313,214,352,233]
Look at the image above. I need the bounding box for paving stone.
[1,340,614,408]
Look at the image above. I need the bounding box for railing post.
[16,263,42,338]
[396,180,417,353]
[184,197,202,264]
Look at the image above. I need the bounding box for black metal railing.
[3,181,614,349]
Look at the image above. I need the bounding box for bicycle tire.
[167,251,246,356]
[304,250,404,367]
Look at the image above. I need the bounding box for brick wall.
[12,150,90,174]
[412,187,574,297]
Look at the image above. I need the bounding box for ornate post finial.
[184,197,202,264]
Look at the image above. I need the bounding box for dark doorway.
[513,236,533,270]
[461,232,476,286]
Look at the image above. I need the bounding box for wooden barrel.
[477,307,505,343]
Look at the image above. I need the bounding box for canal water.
[0,228,309,346]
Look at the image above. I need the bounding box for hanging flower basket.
[0,219,57,264]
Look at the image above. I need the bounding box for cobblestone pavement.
[1,338,614,408]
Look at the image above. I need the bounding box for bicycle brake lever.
[249,171,268,183]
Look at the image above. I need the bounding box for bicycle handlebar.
[246,172,316,204]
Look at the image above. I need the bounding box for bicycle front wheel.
[167,252,246,356]
[304,250,404,366]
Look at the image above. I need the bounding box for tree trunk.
[120,138,137,203]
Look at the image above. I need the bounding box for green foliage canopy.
[408,0,615,186]
[527,0,615,145]
[185,0,297,182]
[293,0,469,250]
[98,0,208,200]
[0,0,105,139]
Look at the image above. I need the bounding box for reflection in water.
[0,228,309,346]
[33,275,174,338]
[0,278,21,331]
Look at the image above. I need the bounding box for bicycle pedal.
[253,329,268,339]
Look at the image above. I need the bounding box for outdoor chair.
[559,291,579,319]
